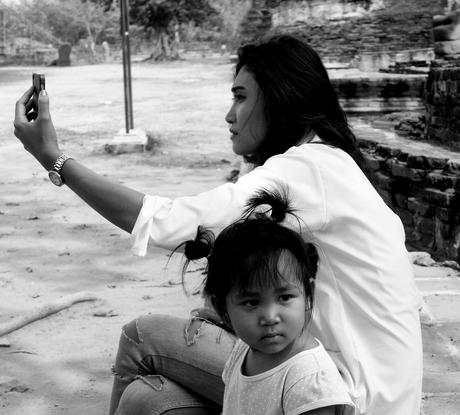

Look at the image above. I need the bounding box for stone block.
[421,392,460,415]
[417,276,460,295]
[423,370,460,393]
[423,293,460,322]
[358,139,377,150]
[396,151,409,163]
[104,128,148,155]
[435,40,460,56]
[447,79,458,95]
[436,322,460,354]
[406,155,426,169]
[420,218,435,236]
[392,177,411,194]
[435,80,447,95]
[446,159,460,174]
[394,193,408,209]
[376,145,400,158]
[427,172,458,190]
[431,115,448,127]
[433,93,449,105]
[436,207,452,222]
[433,69,442,81]
[423,188,456,207]
[394,207,413,227]
[362,153,382,171]
[57,43,71,66]
[430,127,449,142]
[374,172,393,191]
[391,161,426,181]
[424,157,449,170]
[422,325,460,372]
[408,198,434,217]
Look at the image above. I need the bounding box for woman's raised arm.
[14,88,144,233]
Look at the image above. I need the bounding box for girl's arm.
[14,88,144,233]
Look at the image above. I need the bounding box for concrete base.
[105,128,148,154]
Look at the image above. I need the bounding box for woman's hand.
[14,87,61,170]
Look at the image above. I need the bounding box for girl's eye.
[279,294,295,303]
[241,299,258,308]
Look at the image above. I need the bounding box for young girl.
[182,189,356,415]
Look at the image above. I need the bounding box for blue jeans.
[110,314,237,415]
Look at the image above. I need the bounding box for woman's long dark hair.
[236,34,365,170]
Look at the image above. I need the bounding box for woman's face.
[225,66,267,156]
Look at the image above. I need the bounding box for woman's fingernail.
[40,90,47,96]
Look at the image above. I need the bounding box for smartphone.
[32,73,45,110]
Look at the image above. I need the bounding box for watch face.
[48,170,63,186]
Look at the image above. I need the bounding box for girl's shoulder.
[283,341,356,414]
[284,339,343,383]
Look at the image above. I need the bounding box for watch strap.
[49,153,73,185]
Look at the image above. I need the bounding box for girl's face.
[225,254,309,360]
[225,66,267,156]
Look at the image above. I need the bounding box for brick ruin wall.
[239,1,460,261]
[267,0,447,63]
[425,67,460,151]
[360,140,460,263]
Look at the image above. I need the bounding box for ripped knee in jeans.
[122,319,142,345]
[135,374,167,391]
[184,316,224,346]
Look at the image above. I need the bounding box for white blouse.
[131,142,423,415]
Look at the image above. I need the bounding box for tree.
[2,0,119,59]
[96,0,221,60]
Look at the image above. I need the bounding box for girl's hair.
[235,34,365,169]
[182,187,318,325]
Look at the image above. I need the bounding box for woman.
[14,35,422,415]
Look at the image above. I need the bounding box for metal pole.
[0,10,5,56]
[124,2,134,129]
[120,0,133,133]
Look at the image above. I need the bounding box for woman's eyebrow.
[231,86,246,93]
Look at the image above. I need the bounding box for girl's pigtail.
[183,226,214,260]
[244,185,295,223]
[172,226,215,294]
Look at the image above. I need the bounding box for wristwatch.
[48,154,73,186]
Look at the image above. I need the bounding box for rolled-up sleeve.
[131,181,256,256]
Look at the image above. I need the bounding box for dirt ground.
[0,58,240,414]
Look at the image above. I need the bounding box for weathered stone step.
[417,277,460,294]
[423,294,460,322]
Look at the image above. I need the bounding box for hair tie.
[184,240,211,260]
[244,185,294,223]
